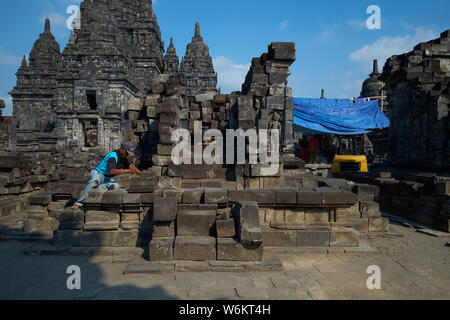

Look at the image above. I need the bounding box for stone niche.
[82,120,98,147]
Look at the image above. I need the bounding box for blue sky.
[0,0,449,115]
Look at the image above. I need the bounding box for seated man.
[72,142,142,210]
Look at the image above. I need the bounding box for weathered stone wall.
[381,30,450,170]
[241,42,296,154]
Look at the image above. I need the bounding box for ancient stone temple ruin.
[381,30,449,170]
[5,0,448,272]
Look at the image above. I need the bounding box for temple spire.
[193,22,203,42]
[21,55,27,67]
[195,22,201,37]
[163,37,179,74]
[370,59,380,77]
[44,18,51,34]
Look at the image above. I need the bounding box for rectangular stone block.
[351,218,369,233]
[285,209,305,223]
[141,192,161,205]
[23,217,55,233]
[59,208,85,230]
[177,211,216,236]
[53,230,80,246]
[163,189,184,203]
[297,190,322,205]
[128,180,156,193]
[276,190,297,205]
[228,190,253,203]
[369,217,390,232]
[195,92,215,102]
[359,201,381,218]
[335,208,351,223]
[79,231,113,247]
[123,193,141,205]
[84,211,120,231]
[28,192,54,206]
[182,188,204,204]
[204,189,228,204]
[252,190,276,204]
[296,231,330,247]
[149,237,174,261]
[329,230,360,247]
[48,202,67,213]
[152,221,175,238]
[174,236,216,261]
[121,221,140,230]
[153,198,177,222]
[321,189,358,205]
[111,230,139,247]
[216,219,236,238]
[352,184,380,201]
[269,42,296,61]
[304,208,330,224]
[272,230,297,247]
[263,177,282,189]
[217,238,263,261]
[233,201,263,245]
[102,189,125,205]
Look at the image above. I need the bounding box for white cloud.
[279,20,289,31]
[1,96,13,116]
[340,27,439,98]
[0,47,21,66]
[39,13,67,28]
[213,56,250,93]
[349,27,438,73]
[346,19,366,29]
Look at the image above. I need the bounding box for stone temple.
[0,0,447,269]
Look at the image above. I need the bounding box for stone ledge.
[123,255,283,274]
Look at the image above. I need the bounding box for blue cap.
[121,142,135,157]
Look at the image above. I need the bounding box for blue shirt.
[96,151,119,176]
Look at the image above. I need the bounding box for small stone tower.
[163,38,180,75]
[180,22,217,97]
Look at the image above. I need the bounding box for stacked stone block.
[381,29,449,169]
[343,171,449,232]
[241,42,296,155]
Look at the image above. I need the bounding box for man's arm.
[108,158,133,176]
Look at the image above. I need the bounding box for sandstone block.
[217,238,263,261]
[174,236,216,261]
[153,198,177,222]
[216,219,236,238]
[149,237,174,261]
[177,211,216,236]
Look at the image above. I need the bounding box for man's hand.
[129,164,142,175]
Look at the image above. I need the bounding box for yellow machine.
[332,155,368,173]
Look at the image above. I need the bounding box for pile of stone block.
[23,192,59,234]
[241,42,296,155]
[342,171,449,232]
[0,155,53,218]
[149,197,263,262]
[381,29,449,169]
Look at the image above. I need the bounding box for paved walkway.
[0,222,449,300]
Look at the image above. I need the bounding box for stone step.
[124,254,283,274]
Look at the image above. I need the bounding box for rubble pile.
[342,171,449,232]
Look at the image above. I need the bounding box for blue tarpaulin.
[293,98,390,135]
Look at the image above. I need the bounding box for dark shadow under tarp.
[293,98,390,135]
